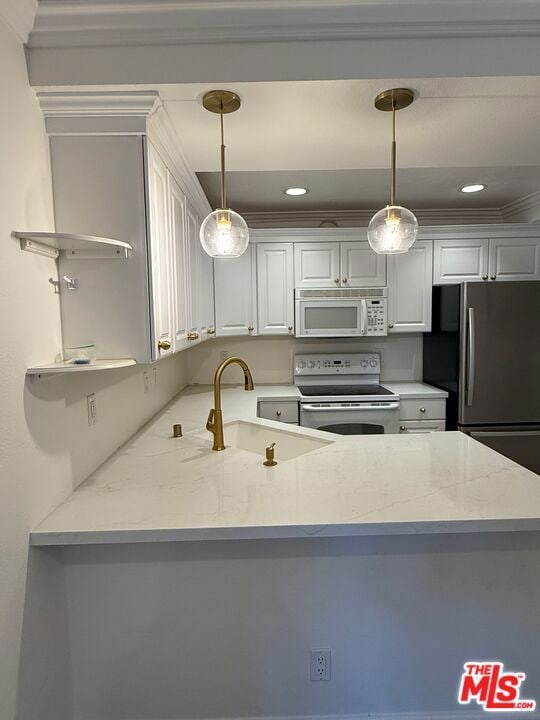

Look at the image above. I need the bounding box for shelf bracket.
[20,238,59,259]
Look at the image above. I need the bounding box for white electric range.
[294,353,400,435]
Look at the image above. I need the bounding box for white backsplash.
[186,334,423,385]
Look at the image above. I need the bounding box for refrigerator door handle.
[466,307,475,406]
[471,430,540,438]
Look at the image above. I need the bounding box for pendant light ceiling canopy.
[367,88,419,255]
[199,90,249,258]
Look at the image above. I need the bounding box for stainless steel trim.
[471,430,540,438]
[466,306,475,407]
[301,403,400,411]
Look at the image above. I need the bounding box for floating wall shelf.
[27,359,137,377]
[14,232,133,259]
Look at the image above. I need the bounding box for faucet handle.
[206,408,215,432]
[263,442,277,467]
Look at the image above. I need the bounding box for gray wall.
[60,532,540,720]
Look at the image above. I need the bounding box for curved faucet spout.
[208,357,254,451]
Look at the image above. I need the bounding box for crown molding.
[37,90,160,117]
[501,190,540,223]
[0,0,37,42]
[28,0,540,48]
[243,207,503,229]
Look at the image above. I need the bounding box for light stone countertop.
[32,384,539,547]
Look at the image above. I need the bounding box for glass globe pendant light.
[199,90,249,258]
[368,88,418,255]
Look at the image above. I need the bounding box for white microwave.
[295,288,388,338]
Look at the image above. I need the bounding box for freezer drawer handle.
[301,403,400,411]
[471,430,540,438]
[466,307,475,407]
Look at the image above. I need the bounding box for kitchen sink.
[222,420,334,460]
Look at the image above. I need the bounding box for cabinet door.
[199,243,215,339]
[214,245,257,336]
[169,175,189,352]
[257,243,295,335]
[399,420,445,433]
[388,240,433,333]
[294,242,340,288]
[340,241,386,287]
[433,238,489,284]
[488,238,540,281]
[147,146,173,359]
[186,203,202,345]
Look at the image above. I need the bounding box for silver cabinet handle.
[490,275,496,280]
[420,407,426,413]
[482,275,488,281]
[400,425,406,431]
[466,307,475,406]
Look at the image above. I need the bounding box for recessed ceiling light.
[460,184,486,193]
[284,187,308,196]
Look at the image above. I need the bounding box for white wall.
[186,335,423,386]
[0,16,189,720]
[60,533,540,720]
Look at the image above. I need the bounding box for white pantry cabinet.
[433,236,540,284]
[169,175,190,351]
[257,243,294,335]
[294,241,385,288]
[214,245,257,336]
[387,240,433,333]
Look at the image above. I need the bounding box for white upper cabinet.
[433,238,489,284]
[257,243,294,335]
[214,245,257,336]
[388,240,433,333]
[147,145,174,359]
[169,175,190,352]
[340,241,386,287]
[199,241,216,338]
[488,237,540,281]
[186,204,202,345]
[294,243,340,288]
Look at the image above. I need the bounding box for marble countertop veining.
[31,384,539,547]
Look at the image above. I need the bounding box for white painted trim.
[28,0,540,48]
[501,190,540,222]
[243,208,503,229]
[37,90,160,117]
[0,0,36,42]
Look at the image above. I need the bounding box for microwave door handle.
[302,403,400,411]
[466,307,475,406]
[360,299,367,335]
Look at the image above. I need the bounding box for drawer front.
[400,398,446,421]
[399,420,446,434]
[257,400,299,424]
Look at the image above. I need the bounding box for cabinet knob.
[490,275,497,280]
[388,323,394,329]
[187,332,199,341]
[334,278,340,284]
[400,425,406,431]
[342,278,348,283]
[482,275,488,281]
[288,325,293,332]
[420,407,426,413]
[276,410,282,417]
[206,328,216,335]
[248,326,254,333]
[158,339,171,350]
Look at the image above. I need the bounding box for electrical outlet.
[220,350,229,361]
[310,649,331,681]
[143,371,150,394]
[87,393,97,426]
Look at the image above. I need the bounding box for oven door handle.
[301,403,400,411]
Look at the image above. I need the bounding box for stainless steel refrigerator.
[423,280,540,474]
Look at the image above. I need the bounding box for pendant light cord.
[390,99,397,206]
[220,100,227,209]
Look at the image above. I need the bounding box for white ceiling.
[160,76,540,212]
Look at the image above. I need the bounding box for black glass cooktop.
[298,384,394,397]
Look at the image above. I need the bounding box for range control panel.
[365,298,387,335]
[294,353,381,376]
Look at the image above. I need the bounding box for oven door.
[295,298,364,337]
[300,402,400,435]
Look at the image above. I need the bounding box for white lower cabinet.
[399,420,446,433]
[257,243,294,335]
[387,240,433,333]
[257,400,299,424]
[214,245,257,336]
